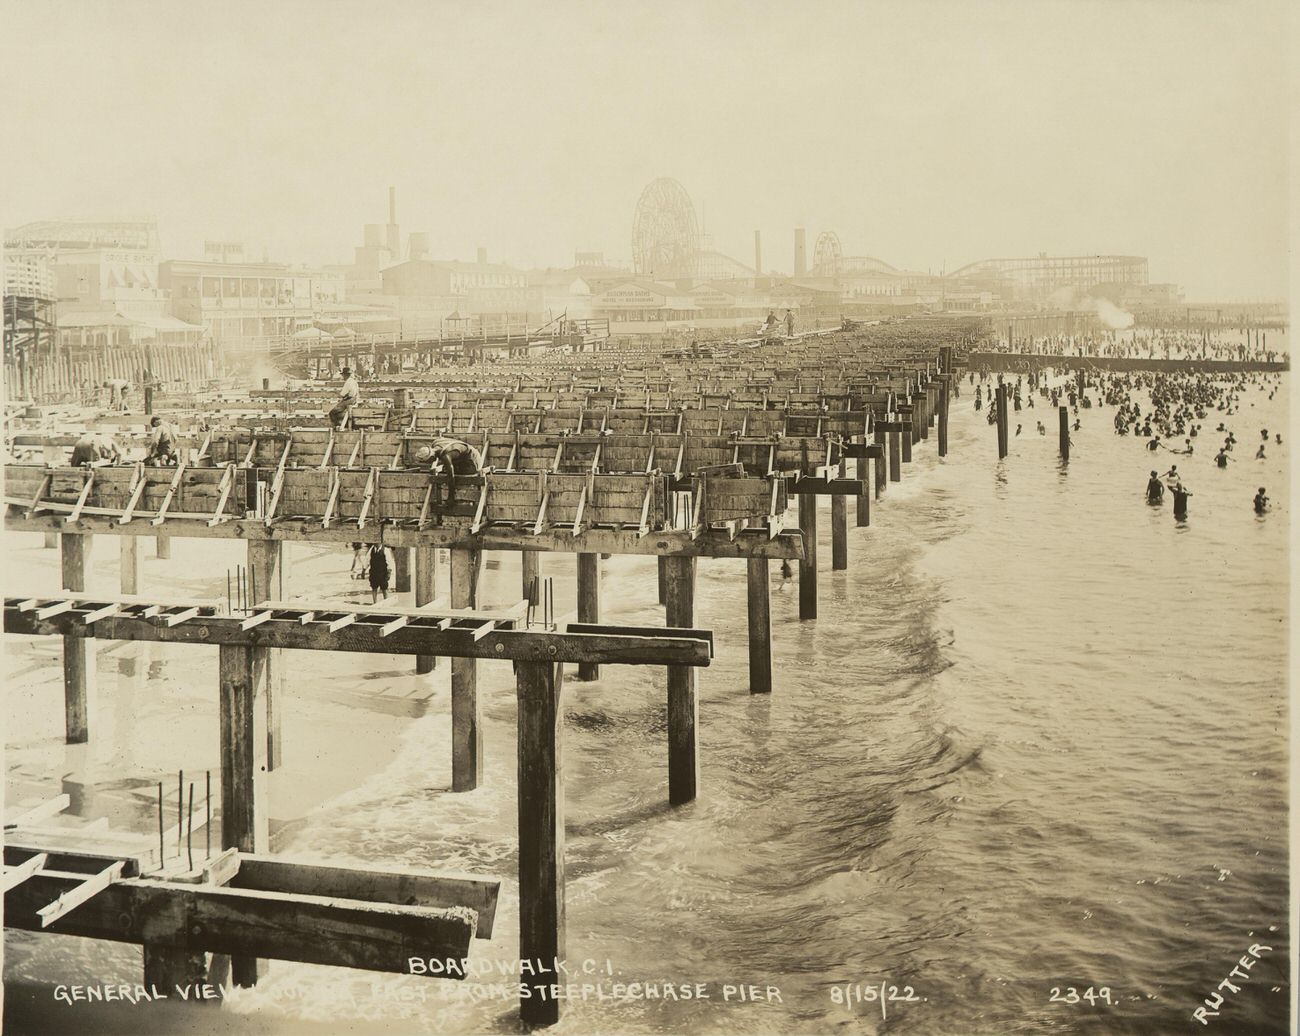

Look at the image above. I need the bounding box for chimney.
[386,186,400,259]
[794,228,807,277]
[753,230,762,278]
[477,246,488,265]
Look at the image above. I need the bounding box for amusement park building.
[160,259,346,346]
[946,253,1148,301]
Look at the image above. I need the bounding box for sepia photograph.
[0,1,1292,1034]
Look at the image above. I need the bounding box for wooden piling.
[522,550,540,606]
[888,430,902,482]
[798,493,818,620]
[218,642,269,987]
[60,533,93,744]
[831,461,848,571]
[1059,405,1070,461]
[515,659,565,1026]
[450,548,482,791]
[393,547,412,594]
[938,375,950,458]
[855,449,870,527]
[746,557,772,694]
[657,555,668,605]
[663,555,698,804]
[576,553,600,680]
[996,384,1009,458]
[120,536,139,595]
[143,946,210,993]
[246,540,284,771]
[900,414,913,463]
[415,546,437,673]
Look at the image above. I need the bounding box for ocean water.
[3,369,1289,1036]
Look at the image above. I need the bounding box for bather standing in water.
[1171,482,1192,520]
[1145,471,1165,504]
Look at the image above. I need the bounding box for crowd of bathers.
[986,325,1287,365]
[967,358,1284,520]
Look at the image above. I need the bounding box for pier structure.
[4,593,709,1023]
[4,321,968,1025]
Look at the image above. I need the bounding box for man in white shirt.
[328,367,360,430]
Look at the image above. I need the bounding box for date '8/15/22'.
[830,982,923,1020]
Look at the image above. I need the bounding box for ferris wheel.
[813,231,843,276]
[632,178,699,279]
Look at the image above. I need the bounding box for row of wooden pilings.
[989,376,1071,461]
[5,343,217,405]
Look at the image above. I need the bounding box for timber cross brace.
[4,593,713,1026]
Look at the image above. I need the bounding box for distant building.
[5,218,161,255]
[4,254,54,299]
[4,222,209,350]
[52,248,206,348]
[592,280,701,323]
[160,259,345,346]
[694,249,755,281]
[948,253,1149,303]
[1120,282,1183,309]
[381,258,528,298]
[53,248,166,318]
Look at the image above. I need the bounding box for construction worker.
[70,431,121,467]
[414,437,483,490]
[146,415,179,465]
[102,378,131,412]
[328,367,359,430]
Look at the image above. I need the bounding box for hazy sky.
[1,0,1290,300]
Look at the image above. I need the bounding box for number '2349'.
[1050,986,1114,1006]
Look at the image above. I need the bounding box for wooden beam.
[516,660,565,1025]
[5,795,70,827]
[414,546,438,674]
[60,533,92,744]
[117,464,146,524]
[746,557,772,694]
[6,870,476,973]
[798,493,817,620]
[230,855,500,939]
[2,852,49,893]
[356,466,378,529]
[26,471,51,519]
[830,465,848,572]
[149,462,186,525]
[208,462,236,525]
[218,641,268,986]
[120,535,140,595]
[664,555,698,805]
[450,549,482,791]
[576,553,600,680]
[247,540,284,772]
[7,511,807,560]
[37,860,124,927]
[63,470,95,524]
[856,449,870,527]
